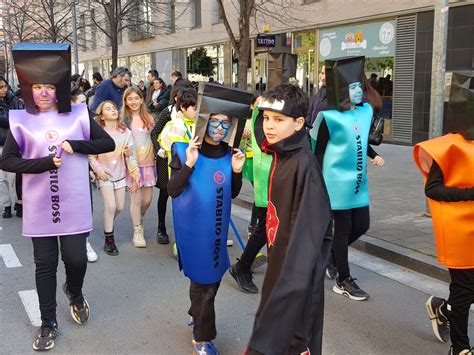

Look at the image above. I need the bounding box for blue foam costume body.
[171,142,232,284]
[310,103,372,210]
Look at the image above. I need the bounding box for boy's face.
[263,110,305,145]
[207,114,233,142]
[348,81,363,105]
[181,105,197,120]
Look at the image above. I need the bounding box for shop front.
[318,19,396,141]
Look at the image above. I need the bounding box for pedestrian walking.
[168,82,252,355]
[0,75,23,218]
[121,86,156,248]
[89,100,140,256]
[414,72,474,355]
[0,43,114,351]
[309,56,385,300]
[91,67,131,112]
[245,84,332,355]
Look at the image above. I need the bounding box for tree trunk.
[110,22,118,72]
[237,38,250,90]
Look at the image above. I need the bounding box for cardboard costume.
[171,82,253,284]
[9,43,92,237]
[413,72,474,269]
[309,56,373,210]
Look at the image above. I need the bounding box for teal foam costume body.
[171,141,232,284]
[311,103,372,210]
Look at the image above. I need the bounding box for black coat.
[248,122,332,354]
[150,105,172,189]
[0,91,23,146]
[148,88,170,115]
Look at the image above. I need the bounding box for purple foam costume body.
[9,104,92,237]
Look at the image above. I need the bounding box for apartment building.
[78,0,474,145]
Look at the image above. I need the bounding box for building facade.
[77,0,474,145]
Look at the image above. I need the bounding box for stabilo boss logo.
[45,130,59,142]
[214,171,225,185]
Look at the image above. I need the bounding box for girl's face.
[32,84,57,111]
[153,80,162,90]
[207,114,233,142]
[0,81,8,99]
[125,92,142,112]
[100,102,119,121]
[348,82,363,105]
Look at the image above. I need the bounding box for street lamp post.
[71,0,79,74]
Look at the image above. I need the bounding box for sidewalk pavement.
[233,143,451,282]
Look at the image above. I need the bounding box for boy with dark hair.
[246,84,332,355]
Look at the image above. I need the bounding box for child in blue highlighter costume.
[167,82,253,355]
[310,56,385,301]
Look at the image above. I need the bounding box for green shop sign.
[319,20,396,60]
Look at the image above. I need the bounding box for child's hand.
[242,128,251,139]
[129,177,140,193]
[372,155,385,167]
[89,171,96,183]
[185,137,200,168]
[96,171,108,181]
[53,156,62,168]
[232,148,245,173]
[61,141,74,154]
[158,148,167,159]
[123,145,132,157]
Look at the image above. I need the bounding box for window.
[128,0,155,41]
[302,0,317,3]
[211,0,223,25]
[191,0,201,28]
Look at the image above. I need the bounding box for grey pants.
[0,146,15,209]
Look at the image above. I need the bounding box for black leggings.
[189,281,220,342]
[332,206,370,281]
[239,207,267,273]
[15,173,22,200]
[157,187,169,227]
[31,234,88,323]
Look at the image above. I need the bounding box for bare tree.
[3,0,76,43]
[2,2,38,44]
[217,0,304,90]
[86,0,186,70]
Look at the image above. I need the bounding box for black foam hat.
[325,56,365,111]
[12,42,72,114]
[444,72,474,140]
[195,82,254,148]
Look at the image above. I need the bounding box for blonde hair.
[121,86,154,131]
[95,100,126,131]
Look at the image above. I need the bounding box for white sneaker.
[226,239,234,247]
[132,225,147,248]
[86,240,98,262]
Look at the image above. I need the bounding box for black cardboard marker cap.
[195,82,254,148]
[325,56,365,111]
[12,42,71,114]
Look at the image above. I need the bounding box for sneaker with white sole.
[449,347,473,355]
[425,296,450,343]
[86,240,98,262]
[226,239,234,247]
[32,320,58,351]
[192,340,220,355]
[333,276,369,301]
[62,283,90,324]
[132,225,146,248]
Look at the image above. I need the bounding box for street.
[1,190,473,354]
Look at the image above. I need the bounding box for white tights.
[130,186,153,226]
[100,186,126,233]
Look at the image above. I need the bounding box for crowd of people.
[0,42,472,355]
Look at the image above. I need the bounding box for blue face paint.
[348,82,363,105]
[206,118,233,142]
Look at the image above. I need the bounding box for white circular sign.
[379,22,395,45]
[319,37,331,58]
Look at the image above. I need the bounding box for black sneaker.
[229,263,258,294]
[326,263,338,280]
[32,321,58,351]
[425,296,450,343]
[14,202,22,217]
[333,276,369,301]
[2,206,12,218]
[156,227,170,245]
[448,348,473,355]
[62,283,90,324]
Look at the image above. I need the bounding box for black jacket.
[248,122,332,354]
[306,86,327,127]
[0,91,22,146]
[148,88,170,114]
